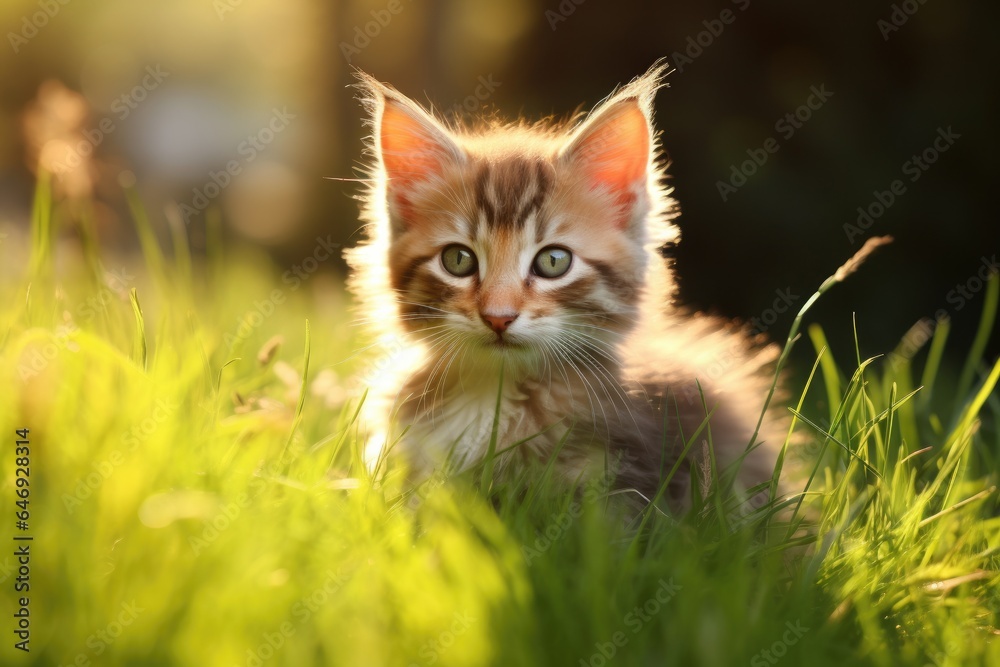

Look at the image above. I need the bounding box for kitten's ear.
[560,63,666,228]
[356,72,464,223]
[379,99,462,187]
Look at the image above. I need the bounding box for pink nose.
[481,312,519,334]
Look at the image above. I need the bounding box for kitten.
[346,63,784,508]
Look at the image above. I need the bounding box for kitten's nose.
[480,311,519,334]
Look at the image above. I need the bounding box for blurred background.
[0,0,996,378]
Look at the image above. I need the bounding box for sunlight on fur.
[345,62,782,508]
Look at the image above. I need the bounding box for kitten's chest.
[399,377,578,469]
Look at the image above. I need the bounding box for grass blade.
[917,316,950,412]
[282,319,312,457]
[129,288,147,370]
[480,360,505,491]
[953,273,998,418]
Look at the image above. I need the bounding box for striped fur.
[345,64,785,509]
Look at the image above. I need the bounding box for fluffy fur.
[345,63,783,507]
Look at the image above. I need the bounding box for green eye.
[441,244,478,277]
[532,246,572,278]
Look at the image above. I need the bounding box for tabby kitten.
[346,64,783,506]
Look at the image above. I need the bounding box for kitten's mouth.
[485,334,526,350]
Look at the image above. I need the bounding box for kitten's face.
[363,71,662,370]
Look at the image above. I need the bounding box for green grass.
[1,181,998,666]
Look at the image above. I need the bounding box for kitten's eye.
[441,244,478,277]
[532,246,572,278]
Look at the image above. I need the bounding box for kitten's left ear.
[355,71,464,225]
[560,62,667,228]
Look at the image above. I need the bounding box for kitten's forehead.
[471,156,553,235]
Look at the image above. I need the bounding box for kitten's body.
[347,65,783,505]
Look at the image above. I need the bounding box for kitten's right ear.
[355,72,464,223]
[558,61,667,230]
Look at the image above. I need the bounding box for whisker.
[561,332,642,436]
[417,332,467,416]
[548,337,603,432]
